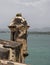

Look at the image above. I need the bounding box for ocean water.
[0,33,50,65]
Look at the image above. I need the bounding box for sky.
[0,0,50,29]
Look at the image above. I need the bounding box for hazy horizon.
[0,27,50,32]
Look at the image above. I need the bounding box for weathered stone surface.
[0,13,30,64]
[0,60,27,65]
[0,39,22,62]
[8,13,30,63]
[0,39,22,47]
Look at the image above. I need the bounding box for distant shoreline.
[28,32,50,35]
[0,31,10,33]
[0,31,50,35]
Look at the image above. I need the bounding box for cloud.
[0,0,50,28]
[14,0,48,7]
[13,0,49,16]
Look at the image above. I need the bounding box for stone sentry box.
[0,13,29,65]
[8,13,30,63]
